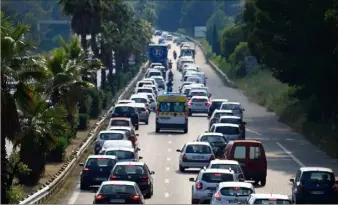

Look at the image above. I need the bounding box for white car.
[179,82,194,92]
[117,99,135,105]
[135,80,153,90]
[130,94,151,110]
[176,141,215,172]
[150,76,165,89]
[142,78,157,87]
[220,102,245,120]
[99,140,137,154]
[188,96,211,116]
[209,110,234,128]
[100,147,142,162]
[188,89,208,100]
[245,194,292,204]
[186,76,203,84]
[189,168,237,204]
[142,84,158,96]
[149,62,162,68]
[210,182,255,204]
[190,87,210,98]
[209,123,242,141]
[145,69,162,78]
[206,159,245,181]
[135,87,155,97]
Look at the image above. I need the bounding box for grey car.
[151,76,165,89]
[134,103,150,124]
[94,130,129,154]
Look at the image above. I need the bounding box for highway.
[66,36,338,204]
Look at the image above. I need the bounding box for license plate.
[110,199,125,203]
[195,104,202,106]
[160,117,170,120]
[311,191,324,194]
[95,177,106,181]
[192,156,204,160]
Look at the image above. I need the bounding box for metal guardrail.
[19,62,148,204]
[173,32,237,88]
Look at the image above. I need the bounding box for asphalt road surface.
[66,36,338,204]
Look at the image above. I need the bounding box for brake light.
[144,110,148,114]
[297,184,302,192]
[238,174,244,179]
[145,103,149,107]
[141,176,149,181]
[182,154,188,161]
[205,102,211,107]
[110,175,117,180]
[233,187,240,190]
[209,155,215,160]
[214,173,221,176]
[214,191,221,200]
[196,182,203,189]
[95,194,104,200]
[211,117,216,121]
[130,194,140,200]
[208,94,211,98]
[188,102,192,106]
[83,168,89,172]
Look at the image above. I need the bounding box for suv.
[111,104,139,130]
[189,168,237,204]
[290,167,337,204]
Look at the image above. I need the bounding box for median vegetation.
[1,0,154,203]
[155,1,338,159]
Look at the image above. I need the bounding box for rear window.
[185,145,212,154]
[138,82,152,87]
[234,146,246,159]
[114,106,133,114]
[137,89,152,93]
[182,61,193,64]
[209,164,242,174]
[136,107,147,113]
[86,158,116,167]
[215,112,234,118]
[221,104,241,110]
[211,102,224,108]
[192,98,208,102]
[254,199,291,204]
[105,150,135,160]
[200,136,226,143]
[149,72,161,77]
[100,133,124,140]
[215,126,240,135]
[190,92,207,96]
[220,187,253,196]
[183,88,191,95]
[159,102,185,112]
[301,171,335,184]
[99,184,136,194]
[131,98,148,103]
[113,165,146,175]
[220,118,242,124]
[154,78,163,83]
[110,120,129,127]
[201,173,234,183]
[110,129,131,136]
[249,146,262,159]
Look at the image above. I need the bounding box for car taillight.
[238,174,244,179]
[208,94,211,98]
[214,191,221,200]
[141,176,149,181]
[205,102,211,107]
[211,117,216,121]
[196,182,203,190]
[83,168,89,172]
[110,175,117,180]
[209,155,215,160]
[144,109,148,114]
[95,141,100,146]
[95,194,104,200]
[182,154,188,161]
[145,103,149,107]
[297,184,302,192]
[239,124,245,130]
[130,194,140,200]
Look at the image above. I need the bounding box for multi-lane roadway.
[66,36,338,204]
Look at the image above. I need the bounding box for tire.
[254,180,259,185]
[144,186,152,198]
[183,126,188,133]
[260,178,266,186]
[80,181,88,190]
[179,164,185,172]
[145,120,149,125]
[155,126,160,133]
[135,124,139,130]
[188,109,192,116]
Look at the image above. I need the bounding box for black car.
[196,132,227,158]
[93,181,145,204]
[208,99,229,118]
[290,167,337,204]
[112,104,139,130]
[109,162,155,198]
[79,155,118,190]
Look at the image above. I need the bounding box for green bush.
[89,89,102,118]
[78,113,89,130]
[47,136,68,162]
[6,185,24,204]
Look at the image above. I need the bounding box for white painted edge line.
[68,184,80,204]
[276,142,305,167]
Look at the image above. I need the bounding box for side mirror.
[189,178,195,182]
[239,178,245,182]
[289,178,295,183]
[79,163,84,167]
[137,148,141,151]
[139,156,143,160]
[176,149,182,152]
[243,122,247,125]
[136,134,139,136]
[150,171,155,175]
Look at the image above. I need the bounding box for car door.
[144,164,153,184]
[292,170,301,196]
[180,144,186,161]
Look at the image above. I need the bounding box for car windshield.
[131,98,148,103]
[110,120,129,126]
[220,118,242,124]
[185,145,212,154]
[100,133,124,140]
[220,187,253,196]
[215,126,240,135]
[105,150,135,160]
[113,165,146,175]
[301,171,335,184]
[159,102,185,112]
[190,91,207,96]
[137,89,152,93]
[86,158,116,168]
[254,199,291,204]
[209,164,242,174]
[200,136,226,143]
[192,98,208,102]
[201,173,234,183]
[114,106,133,114]
[221,104,241,110]
[99,184,136,194]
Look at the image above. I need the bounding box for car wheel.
[145,120,149,125]
[80,181,88,190]
[179,164,185,172]
[135,124,139,130]
[188,109,192,116]
[183,126,188,133]
[260,178,266,186]
[155,126,160,133]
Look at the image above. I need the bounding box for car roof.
[110,117,130,121]
[250,194,289,200]
[190,89,207,93]
[150,76,164,79]
[201,168,235,174]
[102,140,132,146]
[222,101,241,105]
[211,99,229,102]
[191,96,208,99]
[227,140,262,145]
[108,126,132,131]
[199,132,224,137]
[300,167,333,173]
[185,141,211,146]
[218,182,254,189]
[209,159,240,165]
[115,104,134,108]
[214,109,233,113]
[212,123,240,128]
[148,70,161,73]
[101,180,136,186]
[219,116,241,119]
[87,155,117,160]
[137,87,153,90]
[115,161,145,166]
[143,78,156,81]
[130,94,148,99]
[138,80,153,83]
[133,103,147,108]
[99,130,126,134]
[103,147,135,152]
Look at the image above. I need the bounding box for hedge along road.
[65,36,338,204]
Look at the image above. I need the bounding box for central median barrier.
[19,62,148,204]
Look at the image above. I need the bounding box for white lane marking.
[246,129,262,136]
[165,192,170,198]
[169,134,172,136]
[276,142,305,167]
[168,148,172,152]
[165,167,170,171]
[168,141,172,144]
[165,179,170,184]
[167,157,171,161]
[68,184,80,204]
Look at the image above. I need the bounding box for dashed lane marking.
[168,148,172,152]
[276,142,305,167]
[167,157,171,161]
[165,167,170,171]
[165,179,170,184]
[165,193,170,198]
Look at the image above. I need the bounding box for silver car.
[210,182,255,204]
[151,76,165,89]
[188,96,211,116]
[220,102,245,120]
[209,123,241,141]
[134,103,150,124]
[100,147,142,162]
[190,168,237,204]
[206,159,245,181]
[209,110,234,129]
[176,142,215,172]
[94,130,129,154]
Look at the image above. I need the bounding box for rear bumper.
[157,123,187,129]
[180,161,209,168]
[81,176,108,186]
[296,193,337,203]
[189,108,209,113]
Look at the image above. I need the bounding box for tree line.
[1,0,153,203]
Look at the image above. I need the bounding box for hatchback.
[101,147,142,162]
[209,123,241,141]
[94,130,129,154]
[211,182,255,204]
[188,96,211,116]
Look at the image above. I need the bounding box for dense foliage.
[1,0,152,203]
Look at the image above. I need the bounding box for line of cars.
[172,39,338,204]
[77,65,170,204]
